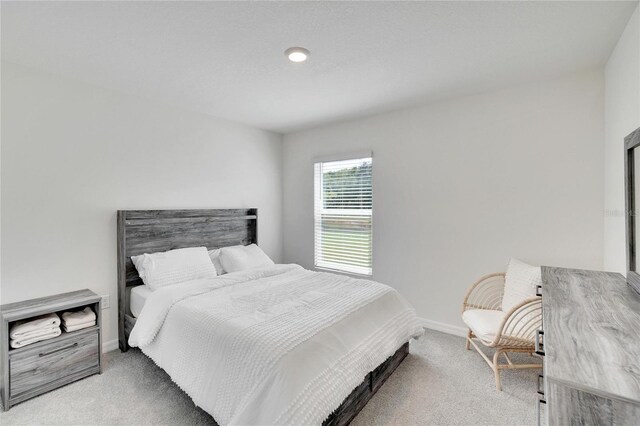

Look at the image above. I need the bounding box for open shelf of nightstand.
[0,289,102,410]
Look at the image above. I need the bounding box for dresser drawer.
[9,331,99,398]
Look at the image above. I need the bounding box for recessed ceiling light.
[285,47,310,63]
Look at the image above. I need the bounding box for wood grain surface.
[541,267,640,402]
[541,267,640,425]
[323,342,409,426]
[10,332,99,398]
[1,290,98,323]
[546,379,640,425]
[1,290,102,410]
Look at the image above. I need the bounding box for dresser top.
[0,289,100,322]
[542,267,640,403]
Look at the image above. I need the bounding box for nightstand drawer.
[9,331,99,398]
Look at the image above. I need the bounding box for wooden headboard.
[116,209,258,351]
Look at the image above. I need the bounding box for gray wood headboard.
[116,209,258,351]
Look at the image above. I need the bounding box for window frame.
[313,155,373,276]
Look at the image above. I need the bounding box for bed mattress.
[129,264,423,425]
[130,285,152,317]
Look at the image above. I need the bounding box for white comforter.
[129,264,423,426]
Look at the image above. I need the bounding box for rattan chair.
[462,272,542,391]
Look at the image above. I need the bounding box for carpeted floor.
[0,330,540,425]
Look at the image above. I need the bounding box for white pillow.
[207,248,225,275]
[219,244,274,273]
[502,258,541,312]
[131,246,217,290]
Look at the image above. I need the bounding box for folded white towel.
[10,313,61,339]
[11,325,60,341]
[61,307,96,326]
[63,320,95,333]
[10,327,61,349]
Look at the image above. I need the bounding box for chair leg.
[466,339,540,391]
[493,349,502,391]
[465,330,472,350]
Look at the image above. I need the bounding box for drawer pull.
[537,374,544,396]
[536,284,542,297]
[39,342,78,357]
[535,330,545,356]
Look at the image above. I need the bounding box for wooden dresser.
[538,267,640,425]
[0,290,102,410]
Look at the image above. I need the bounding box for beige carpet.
[0,329,540,425]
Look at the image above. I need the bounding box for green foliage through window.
[322,160,372,209]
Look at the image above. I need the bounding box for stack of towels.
[61,307,96,332]
[10,313,61,349]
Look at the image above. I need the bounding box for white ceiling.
[2,1,637,133]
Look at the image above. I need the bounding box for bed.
[117,209,423,426]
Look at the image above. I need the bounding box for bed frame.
[116,209,408,426]
[117,209,258,352]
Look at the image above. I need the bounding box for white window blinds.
[314,156,372,275]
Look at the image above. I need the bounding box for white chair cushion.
[502,258,541,312]
[462,309,505,343]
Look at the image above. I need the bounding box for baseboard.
[420,318,467,337]
[103,338,119,353]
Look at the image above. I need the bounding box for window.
[314,156,372,275]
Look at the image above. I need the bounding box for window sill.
[314,265,373,279]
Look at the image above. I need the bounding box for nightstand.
[0,289,102,410]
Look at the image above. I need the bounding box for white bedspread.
[129,264,423,426]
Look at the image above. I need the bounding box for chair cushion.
[462,309,505,343]
[502,258,541,312]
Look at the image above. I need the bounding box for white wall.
[283,70,604,332]
[604,5,640,274]
[1,62,283,349]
